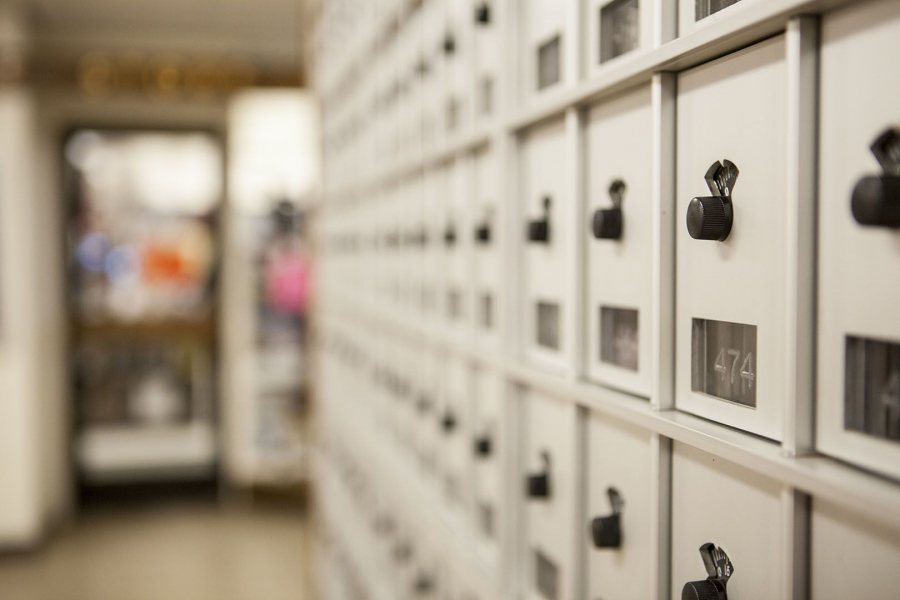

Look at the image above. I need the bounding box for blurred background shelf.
[76,422,217,484]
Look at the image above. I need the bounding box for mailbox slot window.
[691,318,757,407]
[448,289,461,319]
[845,336,900,442]
[481,292,494,330]
[599,0,639,63]
[536,301,561,350]
[600,306,639,371]
[478,502,495,538]
[479,76,494,115]
[537,35,561,90]
[534,550,559,600]
[695,0,741,21]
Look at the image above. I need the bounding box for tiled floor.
[0,502,309,600]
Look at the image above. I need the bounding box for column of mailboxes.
[314,0,900,599]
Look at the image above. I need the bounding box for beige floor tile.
[0,502,309,600]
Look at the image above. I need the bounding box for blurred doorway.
[62,128,223,504]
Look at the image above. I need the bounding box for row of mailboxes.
[317,431,449,600]
[816,0,900,480]
[519,0,756,105]
[318,149,505,350]
[321,0,502,183]
[319,323,510,571]
[519,390,900,600]
[322,0,763,168]
[317,334,900,600]
[317,330,504,600]
[515,0,900,479]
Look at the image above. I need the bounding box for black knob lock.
[444,223,457,246]
[525,451,551,499]
[590,487,624,549]
[681,543,734,600]
[442,31,456,56]
[592,179,626,240]
[526,196,552,243]
[687,160,739,241]
[474,434,492,458]
[475,2,491,25]
[440,410,457,433]
[851,127,900,228]
[413,573,434,595]
[475,211,493,244]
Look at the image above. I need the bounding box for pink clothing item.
[265,249,310,314]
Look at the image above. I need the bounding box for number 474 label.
[692,319,757,408]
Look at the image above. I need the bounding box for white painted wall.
[0,1,69,549]
[0,86,61,547]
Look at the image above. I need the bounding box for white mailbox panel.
[423,167,444,332]
[422,0,446,151]
[444,0,472,135]
[402,7,424,163]
[585,84,654,397]
[671,443,785,599]
[585,0,652,74]
[521,118,575,373]
[811,499,900,600]
[440,353,472,513]
[585,413,654,599]
[817,0,900,480]
[472,146,502,350]
[523,389,578,600]
[675,36,788,440]
[445,157,472,341]
[415,349,442,482]
[472,366,506,563]
[519,0,567,100]
[472,0,500,122]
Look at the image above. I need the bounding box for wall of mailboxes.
[309,0,900,598]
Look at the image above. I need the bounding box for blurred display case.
[64,128,222,484]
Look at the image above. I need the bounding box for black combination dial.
[851,127,900,228]
[687,160,739,241]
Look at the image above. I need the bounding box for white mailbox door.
[675,36,788,441]
[520,0,568,101]
[472,366,506,563]
[444,0,472,136]
[586,413,654,599]
[439,354,472,515]
[524,390,578,600]
[817,0,900,480]
[472,0,500,122]
[416,349,441,481]
[473,146,502,350]
[422,0,446,150]
[811,499,900,600]
[423,167,444,333]
[521,118,575,373]
[670,443,785,599]
[585,84,654,398]
[446,157,472,342]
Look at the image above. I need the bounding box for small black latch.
[590,487,624,548]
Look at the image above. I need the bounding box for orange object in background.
[142,242,190,283]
